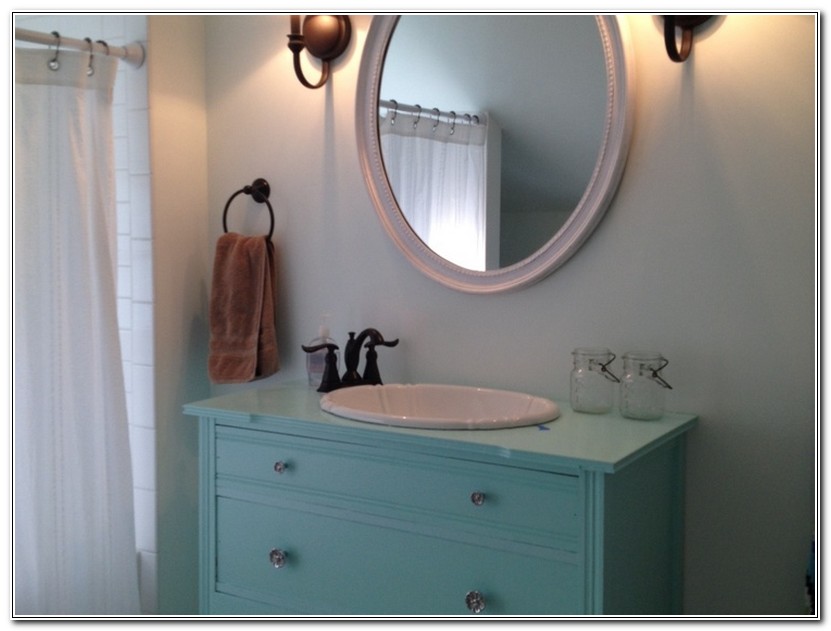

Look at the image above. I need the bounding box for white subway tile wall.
[15,15,156,614]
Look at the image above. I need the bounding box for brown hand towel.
[208,233,279,383]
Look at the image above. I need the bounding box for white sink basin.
[319,383,560,430]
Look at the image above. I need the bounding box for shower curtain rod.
[379,99,483,126]
[15,27,145,68]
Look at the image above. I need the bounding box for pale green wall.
[151,14,815,615]
[147,16,210,615]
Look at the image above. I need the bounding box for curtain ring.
[48,31,60,70]
[96,40,110,57]
[412,104,422,129]
[449,111,457,135]
[463,113,472,126]
[84,37,94,76]
[389,99,398,126]
[431,108,440,132]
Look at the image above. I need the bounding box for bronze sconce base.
[287,15,352,89]
[663,15,713,62]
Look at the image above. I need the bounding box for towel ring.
[222,178,274,239]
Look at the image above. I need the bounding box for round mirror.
[356,15,634,294]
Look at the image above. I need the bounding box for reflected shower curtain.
[14,48,140,615]
[380,108,488,270]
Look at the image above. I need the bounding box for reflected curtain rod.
[15,27,146,68]
[379,99,483,126]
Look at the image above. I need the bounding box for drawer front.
[215,497,583,615]
[215,426,579,546]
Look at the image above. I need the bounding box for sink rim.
[319,383,560,430]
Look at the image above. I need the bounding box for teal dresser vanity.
[184,383,697,616]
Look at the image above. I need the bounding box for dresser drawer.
[215,426,579,546]
[214,496,582,615]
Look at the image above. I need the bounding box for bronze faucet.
[302,328,398,393]
[342,328,399,387]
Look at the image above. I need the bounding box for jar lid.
[622,351,664,361]
[572,347,613,357]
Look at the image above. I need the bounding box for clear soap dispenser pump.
[306,315,337,387]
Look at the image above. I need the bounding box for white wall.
[151,14,816,615]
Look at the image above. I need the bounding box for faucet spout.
[342,328,398,386]
[342,330,366,384]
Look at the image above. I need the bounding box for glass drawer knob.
[273,461,288,474]
[465,590,486,614]
[269,548,288,568]
[470,491,485,506]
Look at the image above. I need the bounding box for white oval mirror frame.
[356,15,635,294]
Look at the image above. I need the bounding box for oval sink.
[319,383,560,430]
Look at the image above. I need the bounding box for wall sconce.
[287,15,352,89]
[662,15,714,62]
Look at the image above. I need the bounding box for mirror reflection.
[379,15,608,270]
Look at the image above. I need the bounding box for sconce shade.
[663,15,713,62]
[288,15,352,89]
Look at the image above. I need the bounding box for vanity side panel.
[197,416,216,614]
[601,437,685,614]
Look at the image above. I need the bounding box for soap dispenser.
[305,316,337,387]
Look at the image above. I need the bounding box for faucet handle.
[302,342,338,354]
[366,337,399,350]
[362,334,398,386]
[364,329,399,349]
[301,343,342,393]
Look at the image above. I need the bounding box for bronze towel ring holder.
[222,178,274,240]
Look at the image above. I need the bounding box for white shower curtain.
[380,108,488,270]
[14,48,140,615]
